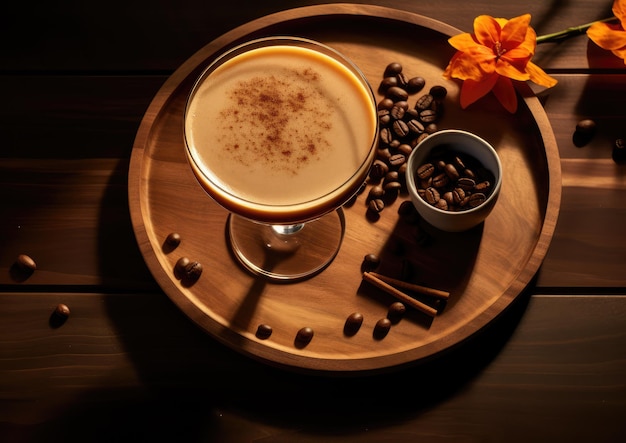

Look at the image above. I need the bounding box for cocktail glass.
[184,37,379,281]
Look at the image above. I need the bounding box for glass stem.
[272,224,305,235]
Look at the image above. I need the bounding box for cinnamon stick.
[368,272,450,300]
[362,272,437,317]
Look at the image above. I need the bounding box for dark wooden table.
[1,1,625,442]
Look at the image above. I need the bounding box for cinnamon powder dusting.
[217,67,334,175]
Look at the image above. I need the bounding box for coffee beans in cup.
[415,149,495,212]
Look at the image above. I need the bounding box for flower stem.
[536,17,618,44]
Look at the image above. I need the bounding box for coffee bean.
[387,302,406,323]
[407,119,425,134]
[183,261,203,282]
[417,163,435,179]
[390,104,406,120]
[468,192,487,208]
[377,98,394,110]
[415,93,434,110]
[429,85,448,100]
[295,327,314,346]
[368,184,384,200]
[457,177,476,191]
[425,123,438,134]
[55,303,71,319]
[388,153,406,167]
[386,86,409,102]
[369,160,389,180]
[50,303,71,328]
[384,62,403,77]
[576,119,596,135]
[392,119,409,137]
[612,138,626,163]
[384,171,400,184]
[424,187,440,204]
[344,312,364,336]
[373,318,392,339]
[256,324,273,339]
[368,198,385,213]
[419,109,438,123]
[165,232,181,248]
[377,109,391,126]
[396,72,409,88]
[379,127,394,144]
[407,77,426,93]
[444,163,460,181]
[16,254,36,273]
[362,253,381,271]
[432,173,449,188]
[175,257,190,276]
[435,198,448,210]
[397,143,413,156]
[379,76,398,93]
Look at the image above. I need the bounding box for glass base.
[228,209,346,281]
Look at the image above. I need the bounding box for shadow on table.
[16,156,531,442]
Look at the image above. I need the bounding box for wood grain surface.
[1,1,625,441]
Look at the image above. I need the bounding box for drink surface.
[185,43,377,222]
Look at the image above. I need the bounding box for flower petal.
[459,73,498,109]
[526,61,558,88]
[473,15,501,47]
[614,0,626,23]
[491,76,518,113]
[448,33,481,51]
[501,14,532,49]
[587,23,626,50]
[495,59,530,81]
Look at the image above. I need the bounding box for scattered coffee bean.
[15,254,36,274]
[174,257,190,276]
[407,77,426,93]
[256,324,273,339]
[429,85,448,100]
[368,184,385,201]
[576,118,597,136]
[165,232,181,248]
[373,318,392,339]
[183,261,203,282]
[379,76,398,93]
[344,312,364,336]
[384,62,403,77]
[612,138,626,163]
[386,86,409,102]
[49,303,71,328]
[55,303,71,319]
[415,93,434,110]
[362,253,381,272]
[369,159,389,180]
[368,198,385,213]
[387,302,406,323]
[295,327,314,346]
[366,62,447,219]
[388,153,406,167]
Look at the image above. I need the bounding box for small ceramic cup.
[406,129,502,232]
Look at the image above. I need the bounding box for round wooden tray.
[128,4,561,374]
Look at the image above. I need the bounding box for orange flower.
[443,14,557,113]
[587,0,626,64]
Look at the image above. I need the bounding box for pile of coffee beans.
[367,62,447,216]
[415,150,495,211]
